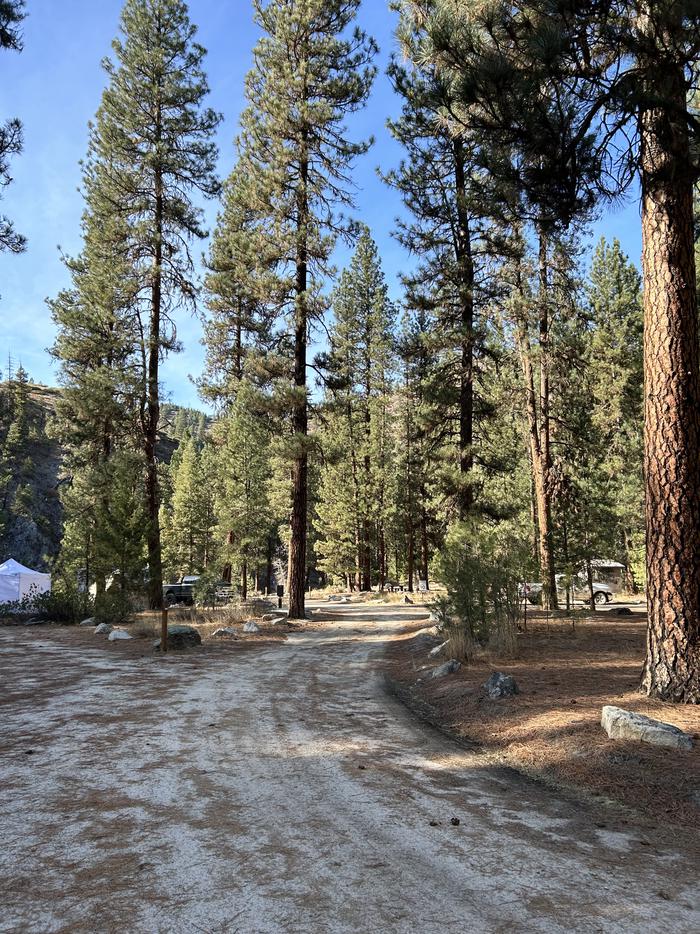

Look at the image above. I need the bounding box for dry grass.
[124,600,287,643]
[386,610,700,828]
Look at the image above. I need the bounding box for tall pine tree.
[88,0,220,608]
[232,0,376,619]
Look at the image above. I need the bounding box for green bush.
[94,590,134,626]
[435,519,526,659]
[0,585,93,624]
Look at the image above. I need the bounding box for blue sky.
[0,0,642,409]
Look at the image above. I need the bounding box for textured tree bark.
[378,523,386,591]
[639,51,700,703]
[362,335,372,592]
[536,232,558,611]
[145,163,164,611]
[266,536,274,595]
[515,310,557,612]
[287,150,309,621]
[453,138,475,519]
[420,498,430,588]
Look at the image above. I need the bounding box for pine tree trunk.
[420,498,430,588]
[586,556,595,613]
[407,520,415,593]
[145,169,164,612]
[287,151,309,621]
[378,523,386,591]
[639,53,700,703]
[453,138,475,519]
[536,231,558,611]
[266,536,274,595]
[623,529,637,595]
[241,559,248,603]
[516,319,557,612]
[362,341,372,591]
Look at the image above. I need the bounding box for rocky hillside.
[0,382,205,572]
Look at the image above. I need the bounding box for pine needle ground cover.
[386,612,700,828]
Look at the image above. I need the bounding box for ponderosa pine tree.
[213,381,274,601]
[315,410,364,588]
[233,0,376,619]
[385,25,490,521]
[202,164,270,405]
[89,0,220,608]
[396,305,436,590]
[161,436,216,579]
[0,0,25,255]
[321,228,395,590]
[50,189,142,594]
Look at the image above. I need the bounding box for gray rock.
[79,618,96,627]
[429,640,449,658]
[262,613,285,624]
[243,621,261,634]
[212,627,238,638]
[108,629,132,642]
[94,623,113,635]
[431,659,461,679]
[484,672,519,699]
[163,625,202,650]
[601,706,693,751]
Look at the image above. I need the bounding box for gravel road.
[0,603,698,933]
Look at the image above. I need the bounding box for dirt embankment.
[385,611,700,828]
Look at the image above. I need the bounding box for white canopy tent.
[0,559,51,605]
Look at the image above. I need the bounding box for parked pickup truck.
[163,575,199,606]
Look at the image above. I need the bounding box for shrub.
[34,587,94,624]
[94,590,134,626]
[192,568,227,608]
[0,585,93,624]
[434,519,526,660]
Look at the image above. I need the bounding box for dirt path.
[1,604,698,933]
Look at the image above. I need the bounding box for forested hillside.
[0,373,62,570]
[0,370,206,573]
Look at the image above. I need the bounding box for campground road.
[0,603,698,934]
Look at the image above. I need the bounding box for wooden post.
[161,606,168,654]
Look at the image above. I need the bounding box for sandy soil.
[1,604,698,933]
[385,609,700,828]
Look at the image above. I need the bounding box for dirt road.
[1,603,697,933]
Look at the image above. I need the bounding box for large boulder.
[243,621,261,634]
[212,627,238,638]
[431,659,461,679]
[483,672,519,699]
[163,625,202,650]
[601,706,693,751]
[79,618,96,627]
[108,629,132,642]
[94,623,113,635]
